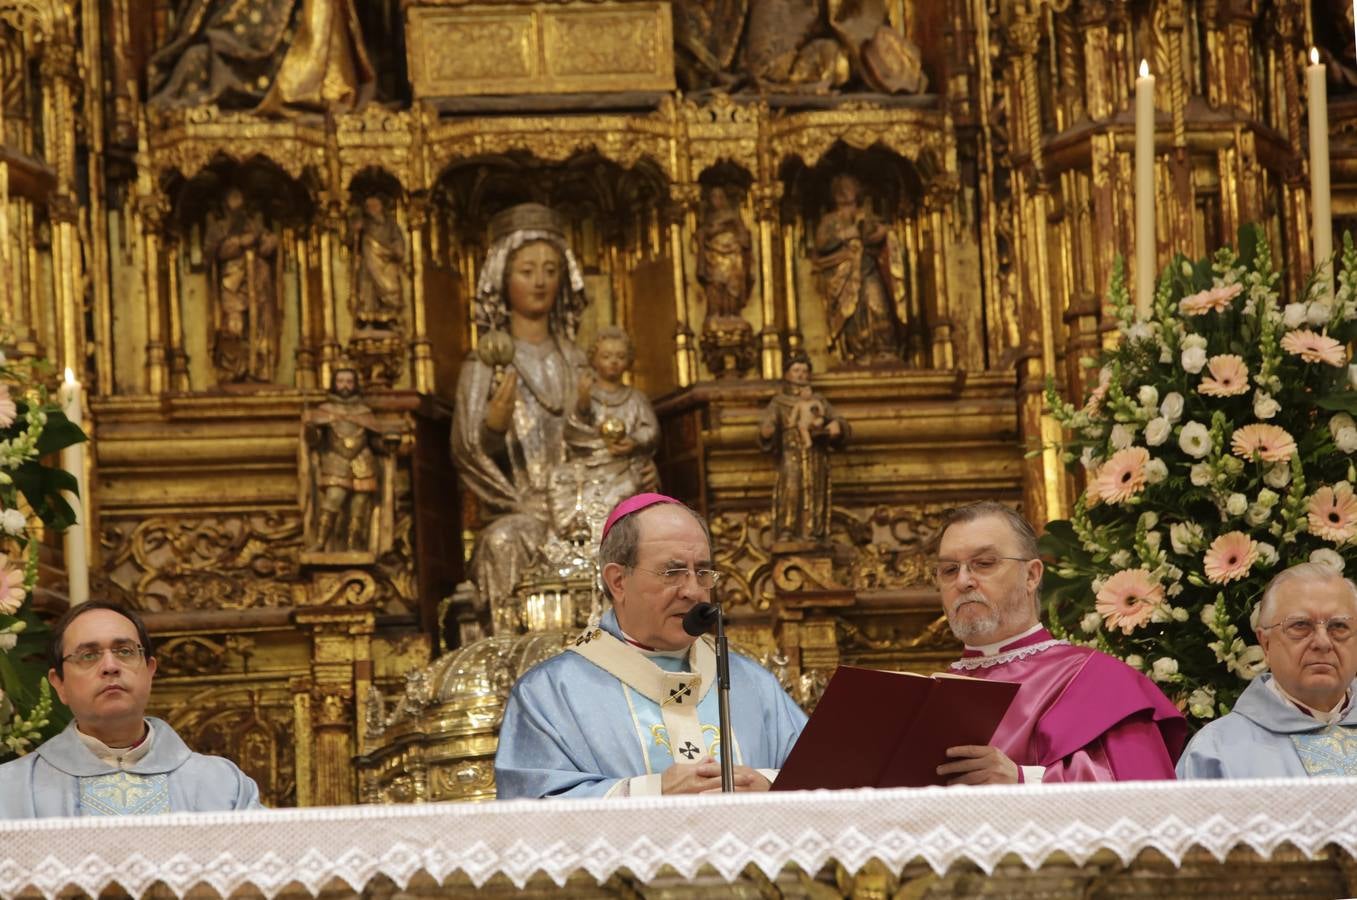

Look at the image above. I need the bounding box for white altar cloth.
[2,779,1356,898]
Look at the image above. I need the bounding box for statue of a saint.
[351,195,406,328]
[758,351,850,543]
[301,364,395,554]
[451,204,590,623]
[673,0,747,89]
[204,188,280,383]
[696,185,754,319]
[553,327,660,539]
[812,174,906,366]
[148,0,375,113]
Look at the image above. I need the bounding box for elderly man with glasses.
[494,493,808,798]
[0,601,262,817]
[932,502,1185,784]
[1178,562,1357,778]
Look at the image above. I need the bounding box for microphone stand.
[714,595,734,793]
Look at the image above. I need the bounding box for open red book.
[771,665,1021,791]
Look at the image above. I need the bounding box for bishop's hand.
[661,757,768,794]
[936,744,1019,785]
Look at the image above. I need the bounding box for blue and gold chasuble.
[1178,673,1357,779]
[495,609,807,799]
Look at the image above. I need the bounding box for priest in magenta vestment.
[933,502,1186,784]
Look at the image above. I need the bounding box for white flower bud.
[1160,392,1185,423]
[1181,346,1208,374]
[1282,303,1309,329]
[1124,654,1145,670]
[1137,385,1159,408]
[1189,463,1213,486]
[1150,657,1179,682]
[1264,463,1292,488]
[1252,391,1280,420]
[1144,458,1168,484]
[1110,423,1135,450]
[1080,612,1102,634]
[1308,301,1334,327]
[1310,548,1345,573]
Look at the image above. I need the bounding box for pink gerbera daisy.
[1202,531,1258,584]
[0,384,16,429]
[1230,423,1297,463]
[1096,446,1151,504]
[1095,569,1164,634]
[0,553,25,615]
[1198,354,1250,397]
[1281,329,1347,367]
[1307,484,1357,543]
[1179,283,1243,316]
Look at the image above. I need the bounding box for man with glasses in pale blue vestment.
[494,493,808,798]
[0,601,262,817]
[1178,562,1357,778]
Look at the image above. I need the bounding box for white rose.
[1150,657,1179,682]
[0,508,25,536]
[1252,391,1280,420]
[1282,303,1309,329]
[1110,423,1135,450]
[1160,392,1185,423]
[1144,458,1168,484]
[1311,548,1346,573]
[1245,503,1271,526]
[1171,521,1204,554]
[1256,488,1280,508]
[1331,413,1356,434]
[1255,541,1279,566]
[1335,427,1357,453]
[1182,334,1208,351]
[1226,493,1248,516]
[1308,301,1334,327]
[1137,385,1159,408]
[1144,417,1171,446]
[1124,654,1145,670]
[1181,346,1208,374]
[1179,421,1212,458]
[1110,549,1133,568]
[1189,462,1213,486]
[1264,463,1292,488]
[1188,687,1217,720]
[1080,612,1102,634]
[0,633,15,652]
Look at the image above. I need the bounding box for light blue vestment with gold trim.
[1177,674,1357,779]
[495,609,807,798]
[0,718,264,818]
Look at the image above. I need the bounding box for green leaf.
[34,411,87,456]
[1315,393,1357,415]
[11,459,79,530]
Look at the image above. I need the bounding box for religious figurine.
[351,194,406,329]
[148,0,375,114]
[553,327,660,539]
[451,203,590,625]
[742,0,926,94]
[812,174,907,366]
[301,364,397,554]
[672,0,747,89]
[696,185,753,319]
[758,351,850,543]
[204,188,280,384]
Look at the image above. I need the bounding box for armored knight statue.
[812,173,907,366]
[451,203,590,625]
[148,0,375,113]
[204,188,280,384]
[352,194,406,329]
[553,327,660,540]
[302,363,395,554]
[758,351,850,543]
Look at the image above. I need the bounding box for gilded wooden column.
[752,181,783,380]
[666,188,698,387]
[407,193,434,394]
[292,607,375,806]
[137,196,169,394]
[318,197,343,389]
[38,39,83,378]
[294,233,318,389]
[924,179,957,369]
[166,239,190,391]
[781,217,802,353]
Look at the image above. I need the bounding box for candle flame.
[1139,59,1149,78]
[1310,47,1319,66]
[63,367,76,385]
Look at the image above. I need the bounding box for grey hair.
[1257,562,1357,626]
[598,501,712,600]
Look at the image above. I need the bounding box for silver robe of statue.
[453,338,586,618]
[557,381,660,538]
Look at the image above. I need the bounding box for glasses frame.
[61,643,147,670]
[1257,616,1354,643]
[631,566,723,589]
[933,555,1033,586]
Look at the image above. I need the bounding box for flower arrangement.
[0,345,85,762]
[1041,225,1357,724]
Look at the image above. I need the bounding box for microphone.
[682,602,720,637]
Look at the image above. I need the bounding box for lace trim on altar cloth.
[950,638,1067,670]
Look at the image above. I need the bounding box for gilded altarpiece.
[1,0,1351,815]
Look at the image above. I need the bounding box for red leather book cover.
[771,666,1021,791]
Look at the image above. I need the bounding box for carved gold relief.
[161,686,297,808]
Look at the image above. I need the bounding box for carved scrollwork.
[146,107,328,184]
[306,569,378,607]
[101,513,303,612]
[155,636,229,677]
[831,503,952,591]
[708,510,775,609]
